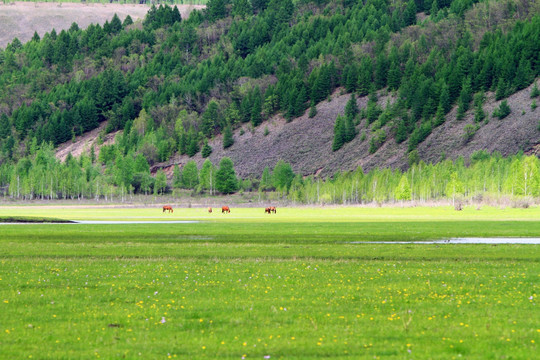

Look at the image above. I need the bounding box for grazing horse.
[222,206,230,213]
[265,207,271,214]
[162,205,173,213]
[208,207,213,213]
[270,206,277,214]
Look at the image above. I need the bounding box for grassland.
[0,205,538,358]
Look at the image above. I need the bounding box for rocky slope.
[166,80,539,178]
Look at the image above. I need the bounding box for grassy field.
[0,205,538,358]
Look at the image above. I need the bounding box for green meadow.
[0,205,538,359]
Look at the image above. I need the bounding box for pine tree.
[387,60,401,90]
[251,95,262,127]
[123,15,133,27]
[433,103,446,126]
[530,82,540,98]
[493,100,511,119]
[345,94,359,120]
[514,56,533,91]
[201,139,212,158]
[495,78,508,100]
[458,77,473,114]
[429,0,439,17]
[345,65,358,93]
[109,14,122,34]
[187,128,199,157]
[395,119,407,143]
[332,115,346,151]
[344,113,356,143]
[206,0,227,22]
[473,92,486,123]
[357,58,373,96]
[223,125,234,149]
[308,101,317,118]
[439,83,451,114]
[202,100,219,138]
[404,0,417,26]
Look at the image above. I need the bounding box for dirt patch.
[0,2,204,48]
[55,122,120,162]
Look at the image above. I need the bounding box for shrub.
[492,100,511,119]
[463,124,477,143]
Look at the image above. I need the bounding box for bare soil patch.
[0,2,203,48]
[55,121,120,162]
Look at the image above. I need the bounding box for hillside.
[0,2,203,48]
[143,79,539,177]
[0,0,539,201]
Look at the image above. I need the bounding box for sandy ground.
[0,2,203,48]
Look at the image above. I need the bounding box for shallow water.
[352,238,540,244]
[76,220,200,224]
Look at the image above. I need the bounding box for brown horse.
[208,207,213,213]
[222,206,230,213]
[265,206,276,214]
[162,205,173,213]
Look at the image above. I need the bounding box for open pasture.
[0,205,539,358]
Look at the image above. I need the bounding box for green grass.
[0,205,538,358]
[0,215,72,223]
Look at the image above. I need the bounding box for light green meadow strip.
[2,205,540,222]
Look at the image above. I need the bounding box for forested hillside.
[0,0,539,201]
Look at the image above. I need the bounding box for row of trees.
[2,142,540,204]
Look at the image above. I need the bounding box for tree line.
[2,141,540,205]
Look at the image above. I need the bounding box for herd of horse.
[162,205,276,214]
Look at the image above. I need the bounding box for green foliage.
[216,157,238,194]
[206,0,227,22]
[395,175,411,201]
[199,159,216,194]
[308,102,317,118]
[408,122,432,152]
[272,160,295,192]
[369,129,386,154]
[223,125,234,149]
[531,83,540,98]
[154,170,168,195]
[201,139,213,158]
[172,165,182,189]
[492,101,511,120]
[181,160,199,189]
[463,124,477,143]
[259,166,273,191]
